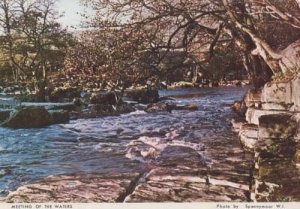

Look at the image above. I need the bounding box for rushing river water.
[0,87,252,202]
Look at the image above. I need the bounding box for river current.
[0,87,250,200]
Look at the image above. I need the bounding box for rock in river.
[50,111,70,124]
[2,107,52,129]
[0,110,11,123]
[124,89,159,104]
[2,107,71,129]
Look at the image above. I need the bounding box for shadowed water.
[0,86,249,198]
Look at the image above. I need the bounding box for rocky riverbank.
[232,74,300,201]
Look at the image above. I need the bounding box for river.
[0,86,254,202]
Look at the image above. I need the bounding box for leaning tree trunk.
[223,0,300,77]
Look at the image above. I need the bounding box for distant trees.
[65,27,152,92]
[0,0,74,100]
[70,0,300,88]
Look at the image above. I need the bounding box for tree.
[77,0,300,88]
[0,0,74,100]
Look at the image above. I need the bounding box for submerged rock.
[2,107,51,129]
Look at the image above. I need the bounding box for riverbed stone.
[5,173,141,203]
[2,107,52,129]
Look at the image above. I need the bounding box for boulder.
[125,89,159,104]
[50,111,70,124]
[0,110,11,123]
[2,107,51,129]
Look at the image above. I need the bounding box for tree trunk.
[223,0,300,77]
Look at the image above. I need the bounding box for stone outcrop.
[234,73,300,202]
